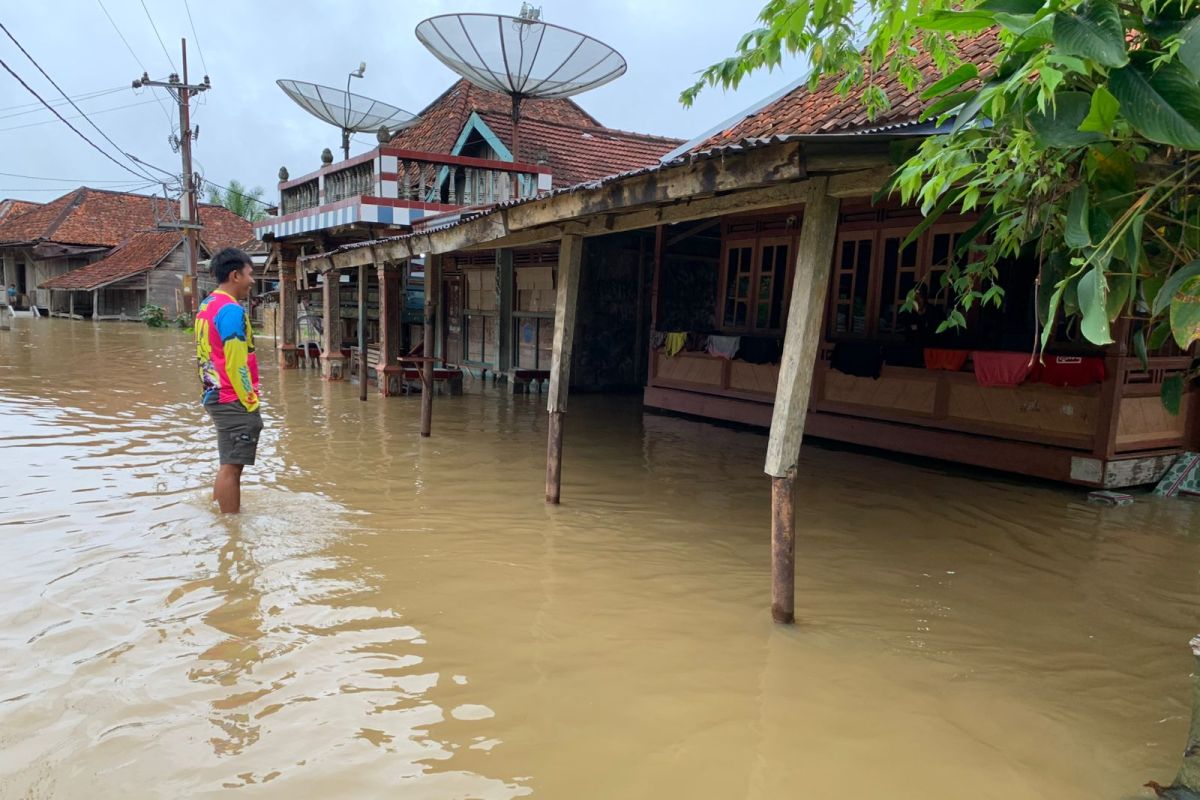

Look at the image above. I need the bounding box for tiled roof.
[387,78,682,188]
[40,230,182,290]
[0,199,41,223]
[690,31,1002,152]
[475,111,683,187]
[0,187,252,251]
[389,78,601,155]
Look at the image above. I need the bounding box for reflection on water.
[1,318,1198,799]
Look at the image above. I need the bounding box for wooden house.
[285,34,1199,622]
[254,78,682,390]
[305,36,1197,494]
[0,187,249,318]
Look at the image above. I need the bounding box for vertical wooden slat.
[321,269,342,378]
[763,178,841,624]
[420,254,440,438]
[277,251,298,367]
[358,263,368,402]
[545,234,584,504]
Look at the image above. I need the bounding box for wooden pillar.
[496,248,514,377]
[320,268,345,379]
[68,291,74,321]
[647,225,664,378]
[92,289,99,324]
[545,234,583,504]
[358,263,368,402]
[764,178,840,624]
[277,251,300,368]
[420,254,441,438]
[377,261,403,396]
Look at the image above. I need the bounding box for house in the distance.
[0,187,249,318]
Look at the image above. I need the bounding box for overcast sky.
[0,1,806,208]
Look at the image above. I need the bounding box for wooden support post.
[320,268,344,379]
[277,251,299,368]
[764,178,840,624]
[545,234,583,504]
[496,248,514,377]
[647,225,664,377]
[420,254,440,438]
[377,261,403,396]
[358,263,368,402]
[68,291,74,321]
[92,289,99,324]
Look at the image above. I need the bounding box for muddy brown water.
[1,318,1199,799]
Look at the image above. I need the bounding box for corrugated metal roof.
[300,132,913,264]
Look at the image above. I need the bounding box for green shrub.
[140,304,168,328]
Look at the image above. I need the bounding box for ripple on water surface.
[1,318,1199,799]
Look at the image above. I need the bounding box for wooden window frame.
[715,223,801,336]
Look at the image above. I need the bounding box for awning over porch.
[40,231,183,291]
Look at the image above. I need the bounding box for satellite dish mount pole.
[511,94,522,199]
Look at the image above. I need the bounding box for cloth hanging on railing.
[831,341,883,379]
[972,351,1033,387]
[923,348,969,372]
[706,335,741,360]
[664,332,688,358]
[1033,355,1106,387]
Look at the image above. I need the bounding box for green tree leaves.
[1110,58,1200,148]
[1051,0,1129,67]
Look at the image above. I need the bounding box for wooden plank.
[321,270,343,379]
[358,263,367,402]
[547,234,583,414]
[421,254,440,437]
[545,234,584,504]
[764,178,841,478]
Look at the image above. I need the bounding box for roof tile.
[691,31,1002,151]
[0,187,251,251]
[40,231,183,290]
[389,78,681,187]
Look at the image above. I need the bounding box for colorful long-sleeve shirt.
[195,290,259,411]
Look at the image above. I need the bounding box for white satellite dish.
[415,9,627,160]
[278,78,420,160]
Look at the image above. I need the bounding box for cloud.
[0,0,805,205]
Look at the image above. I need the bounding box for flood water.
[1,318,1199,799]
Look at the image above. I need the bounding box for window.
[721,243,754,329]
[717,221,799,334]
[830,234,874,337]
[877,232,921,335]
[826,219,977,341]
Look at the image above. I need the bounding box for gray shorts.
[206,403,264,466]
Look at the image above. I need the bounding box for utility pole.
[133,39,210,317]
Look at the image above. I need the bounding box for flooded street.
[1,318,1199,799]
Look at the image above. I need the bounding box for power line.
[0,56,156,182]
[181,0,208,76]
[0,183,153,192]
[139,0,178,73]
[0,84,127,117]
[94,0,174,126]
[0,99,159,132]
[0,22,159,182]
[0,171,158,184]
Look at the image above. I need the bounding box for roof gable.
[0,199,42,224]
[685,31,1002,153]
[389,78,603,155]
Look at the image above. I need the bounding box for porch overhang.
[305,135,901,270]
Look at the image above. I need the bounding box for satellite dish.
[277,78,420,160]
[415,9,627,163]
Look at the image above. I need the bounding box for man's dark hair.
[211,248,252,283]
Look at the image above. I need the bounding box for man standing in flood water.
[195,248,261,514]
